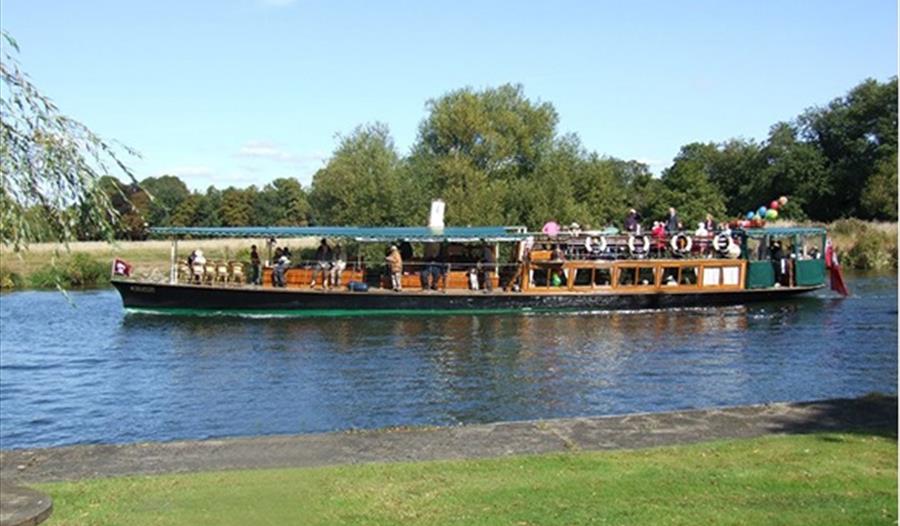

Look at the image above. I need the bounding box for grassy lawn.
[38,432,896,525]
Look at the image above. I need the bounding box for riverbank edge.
[1,395,894,484]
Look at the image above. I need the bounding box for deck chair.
[203,262,216,284]
[229,262,244,284]
[177,263,192,283]
[191,263,205,284]
[215,261,229,283]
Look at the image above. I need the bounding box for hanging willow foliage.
[0,31,140,251]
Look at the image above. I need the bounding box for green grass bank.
[1,221,896,290]
[37,432,896,526]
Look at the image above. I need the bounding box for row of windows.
[530,265,741,288]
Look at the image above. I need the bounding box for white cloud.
[235,141,325,166]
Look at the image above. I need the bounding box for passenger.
[282,246,292,259]
[274,252,290,288]
[542,219,560,237]
[191,250,206,283]
[399,240,413,261]
[480,240,495,292]
[329,244,346,288]
[665,207,680,233]
[624,208,642,234]
[249,245,261,285]
[435,241,450,290]
[771,241,788,286]
[703,213,716,232]
[385,245,403,291]
[651,221,666,257]
[467,268,479,290]
[272,247,283,286]
[421,243,439,290]
[310,238,331,288]
[694,222,709,256]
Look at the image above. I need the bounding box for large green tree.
[797,77,897,220]
[140,175,190,226]
[309,123,414,225]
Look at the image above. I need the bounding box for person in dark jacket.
[624,208,642,233]
[665,207,680,233]
[249,245,261,285]
[310,238,331,288]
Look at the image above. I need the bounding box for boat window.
[661,267,679,286]
[702,267,721,286]
[617,267,637,286]
[531,268,549,287]
[573,268,592,286]
[722,266,740,286]
[594,268,612,287]
[680,267,699,285]
[638,267,655,286]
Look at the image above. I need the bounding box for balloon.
[757,206,767,216]
[770,200,779,210]
[765,209,778,220]
[746,211,755,220]
[779,196,788,205]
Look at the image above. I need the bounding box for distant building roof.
[149,225,529,242]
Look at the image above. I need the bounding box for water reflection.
[0,274,896,448]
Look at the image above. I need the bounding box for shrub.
[28,254,110,289]
[0,269,24,289]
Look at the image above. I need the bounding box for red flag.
[825,239,849,296]
[113,258,132,277]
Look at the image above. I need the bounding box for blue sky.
[2,0,896,191]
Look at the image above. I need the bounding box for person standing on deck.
[310,238,332,288]
[385,245,403,291]
[249,245,261,285]
[624,208,642,234]
[479,240,495,292]
[665,207,680,233]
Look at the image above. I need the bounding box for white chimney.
[429,199,445,230]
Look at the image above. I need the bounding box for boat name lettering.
[130,285,156,293]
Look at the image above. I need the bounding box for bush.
[842,229,898,270]
[0,269,24,289]
[28,253,110,289]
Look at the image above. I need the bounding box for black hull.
[112,280,822,315]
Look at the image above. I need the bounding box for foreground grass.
[38,432,896,525]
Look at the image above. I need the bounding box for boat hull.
[112,279,823,315]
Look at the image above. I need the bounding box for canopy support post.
[169,238,178,284]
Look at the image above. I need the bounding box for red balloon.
[769,200,779,210]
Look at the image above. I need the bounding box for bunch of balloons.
[745,196,788,222]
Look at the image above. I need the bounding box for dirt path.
[1,396,895,484]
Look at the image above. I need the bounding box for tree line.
[70,78,899,240]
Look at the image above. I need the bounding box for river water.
[0,273,896,450]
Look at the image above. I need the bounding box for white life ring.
[596,236,608,252]
[628,235,650,254]
[670,233,693,254]
[712,233,734,253]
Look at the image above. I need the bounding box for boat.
[110,220,841,315]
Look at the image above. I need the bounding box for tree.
[0,32,138,249]
[218,187,252,226]
[140,175,189,226]
[309,123,413,225]
[657,144,728,226]
[409,84,559,226]
[797,77,898,220]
